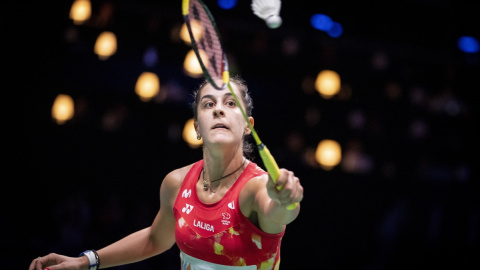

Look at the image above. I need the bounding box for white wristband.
[79,250,99,270]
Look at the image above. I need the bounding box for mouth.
[212,123,229,130]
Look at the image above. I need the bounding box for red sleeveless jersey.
[173,160,285,269]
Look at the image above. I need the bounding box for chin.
[210,138,234,145]
[207,136,239,147]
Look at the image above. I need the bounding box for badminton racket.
[182,0,297,210]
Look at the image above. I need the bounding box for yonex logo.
[182,203,194,214]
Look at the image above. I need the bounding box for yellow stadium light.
[52,94,75,125]
[69,0,91,25]
[135,72,160,102]
[183,118,202,148]
[315,139,342,170]
[315,70,341,99]
[94,31,117,60]
[179,20,203,45]
[184,49,208,78]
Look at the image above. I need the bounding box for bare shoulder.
[159,163,196,204]
[244,173,269,191]
[163,163,195,187]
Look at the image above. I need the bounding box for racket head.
[183,0,229,90]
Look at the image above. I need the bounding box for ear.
[194,120,199,134]
[245,116,254,135]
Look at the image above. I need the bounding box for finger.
[281,177,303,206]
[290,177,303,202]
[274,169,292,191]
[29,256,43,270]
[41,256,67,270]
[275,172,296,197]
[280,172,298,195]
[41,253,63,269]
[277,187,295,205]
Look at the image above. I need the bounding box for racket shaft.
[259,144,298,210]
[258,144,279,181]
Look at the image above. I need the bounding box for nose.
[213,108,225,118]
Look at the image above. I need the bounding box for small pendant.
[203,182,208,191]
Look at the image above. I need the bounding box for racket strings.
[189,0,225,86]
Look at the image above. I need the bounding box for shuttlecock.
[251,0,282,29]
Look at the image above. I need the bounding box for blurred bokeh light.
[51,94,75,125]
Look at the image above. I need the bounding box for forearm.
[95,227,171,269]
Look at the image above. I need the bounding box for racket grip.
[258,143,280,182]
[258,143,298,210]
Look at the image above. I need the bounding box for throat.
[201,158,246,193]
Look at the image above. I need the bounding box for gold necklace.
[203,159,246,191]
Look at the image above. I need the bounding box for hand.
[266,168,303,208]
[29,253,88,270]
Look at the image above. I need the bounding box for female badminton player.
[29,76,303,270]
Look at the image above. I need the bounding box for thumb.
[271,169,289,191]
[44,263,64,270]
[45,262,73,270]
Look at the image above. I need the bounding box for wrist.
[79,250,100,270]
[78,255,91,270]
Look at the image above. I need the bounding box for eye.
[225,100,236,107]
[203,101,215,108]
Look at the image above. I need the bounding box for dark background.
[5,0,479,269]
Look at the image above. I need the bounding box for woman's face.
[195,83,250,147]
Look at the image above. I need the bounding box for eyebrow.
[200,92,233,101]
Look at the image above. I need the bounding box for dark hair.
[191,75,255,157]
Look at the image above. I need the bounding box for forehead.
[199,82,241,98]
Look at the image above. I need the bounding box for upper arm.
[241,175,286,234]
[254,176,287,234]
[148,168,186,252]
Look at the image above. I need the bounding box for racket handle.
[258,143,298,210]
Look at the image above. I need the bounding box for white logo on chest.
[221,212,231,225]
[182,189,192,198]
[194,219,214,232]
[182,203,193,214]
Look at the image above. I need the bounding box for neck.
[204,153,246,186]
[202,157,246,192]
[202,145,245,183]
